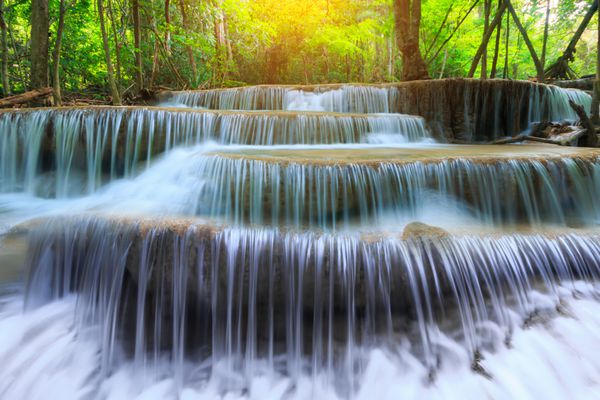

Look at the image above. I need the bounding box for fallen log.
[553,77,594,91]
[0,87,53,108]
[569,99,598,147]
[490,134,569,146]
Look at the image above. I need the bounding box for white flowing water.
[1,82,600,400]
[167,83,592,119]
[2,278,600,399]
[0,108,429,197]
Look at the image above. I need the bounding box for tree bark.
[505,0,544,81]
[540,0,550,69]
[481,0,490,78]
[177,0,196,82]
[0,87,52,107]
[52,0,67,105]
[592,4,599,122]
[132,0,143,91]
[0,0,10,95]
[424,3,452,59]
[30,0,49,91]
[106,0,121,87]
[97,0,121,105]
[490,0,502,78]
[569,99,598,147]
[212,1,227,84]
[393,0,429,81]
[545,0,598,79]
[468,1,506,78]
[427,0,479,65]
[7,22,25,88]
[503,10,509,78]
[164,0,171,54]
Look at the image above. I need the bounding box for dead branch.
[0,87,52,107]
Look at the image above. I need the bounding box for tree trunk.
[0,0,10,95]
[393,0,429,81]
[541,0,550,69]
[132,0,143,91]
[545,0,598,79]
[468,1,506,78]
[30,0,50,91]
[224,16,233,64]
[177,0,196,82]
[51,0,67,105]
[427,0,480,65]
[424,3,452,59]
[164,0,171,54]
[569,99,598,147]
[97,0,121,105]
[481,0,490,78]
[439,48,448,78]
[490,0,502,78]
[0,87,52,107]
[593,4,599,122]
[387,35,394,79]
[107,0,121,87]
[8,23,25,88]
[505,0,544,81]
[503,10,509,78]
[212,1,227,84]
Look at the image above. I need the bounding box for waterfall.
[284,86,395,113]
[0,108,429,196]
[165,80,593,141]
[21,216,600,395]
[195,151,600,228]
[2,79,600,399]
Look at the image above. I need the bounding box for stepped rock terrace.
[21,215,600,390]
[1,79,600,398]
[162,79,592,141]
[0,106,428,196]
[197,144,600,228]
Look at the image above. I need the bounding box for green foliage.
[0,0,597,95]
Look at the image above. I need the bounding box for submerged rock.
[401,222,449,241]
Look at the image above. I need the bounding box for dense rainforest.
[0,0,598,105]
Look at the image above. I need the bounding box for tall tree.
[481,0,490,78]
[30,0,49,90]
[97,0,121,104]
[593,4,599,122]
[52,0,68,105]
[503,7,509,77]
[0,0,10,95]
[132,0,143,91]
[545,0,598,80]
[490,0,502,78]
[540,0,550,69]
[165,0,171,54]
[213,0,228,84]
[468,1,507,78]
[505,0,544,81]
[177,0,196,82]
[393,0,430,81]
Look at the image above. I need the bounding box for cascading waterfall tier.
[2,77,600,399]
[0,107,427,196]
[196,144,600,228]
[162,79,593,141]
[23,215,600,394]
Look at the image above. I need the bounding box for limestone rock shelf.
[162,79,592,141]
[207,143,600,166]
[197,144,600,227]
[23,215,600,315]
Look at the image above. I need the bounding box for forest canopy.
[0,0,598,100]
